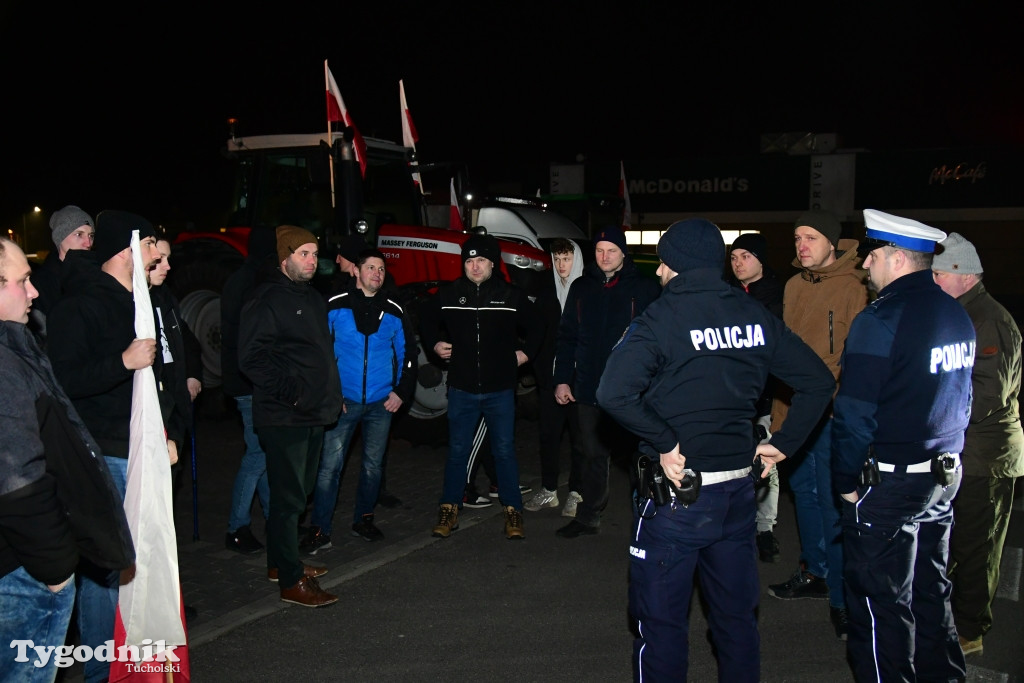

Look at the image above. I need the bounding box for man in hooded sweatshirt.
[525,238,586,516]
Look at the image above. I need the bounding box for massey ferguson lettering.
[629,177,749,195]
[378,238,440,250]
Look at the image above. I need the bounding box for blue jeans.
[311,399,394,534]
[0,566,76,683]
[442,388,522,509]
[789,418,845,608]
[77,455,127,683]
[227,395,270,532]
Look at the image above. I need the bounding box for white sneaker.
[523,488,559,511]
[562,491,583,518]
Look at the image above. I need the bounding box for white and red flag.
[109,230,190,682]
[619,160,632,229]
[325,59,367,178]
[449,178,464,231]
[400,79,423,194]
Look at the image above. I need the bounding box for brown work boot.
[267,564,329,582]
[504,506,525,540]
[959,635,983,656]
[432,503,460,538]
[279,576,337,607]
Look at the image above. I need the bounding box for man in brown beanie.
[239,225,342,607]
[767,210,868,641]
[932,232,1023,656]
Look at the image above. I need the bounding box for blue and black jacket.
[832,269,976,493]
[327,286,416,405]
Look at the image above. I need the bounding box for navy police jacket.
[597,268,835,473]
[832,269,975,493]
[326,286,416,405]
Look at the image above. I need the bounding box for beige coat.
[771,238,868,431]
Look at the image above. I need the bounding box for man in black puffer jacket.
[553,226,661,538]
[419,234,543,540]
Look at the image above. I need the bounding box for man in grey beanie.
[932,232,1023,656]
[32,205,95,316]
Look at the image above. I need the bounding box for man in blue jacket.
[553,226,660,538]
[597,219,834,682]
[302,248,416,552]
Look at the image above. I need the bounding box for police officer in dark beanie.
[597,218,834,682]
[832,209,975,682]
[239,225,342,607]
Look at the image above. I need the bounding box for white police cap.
[860,209,947,255]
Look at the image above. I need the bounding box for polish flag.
[400,79,423,194]
[325,60,367,178]
[109,230,190,682]
[450,178,464,231]
[619,161,632,229]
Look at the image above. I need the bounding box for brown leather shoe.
[267,564,329,582]
[280,576,338,608]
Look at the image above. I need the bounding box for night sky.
[2,3,1021,232]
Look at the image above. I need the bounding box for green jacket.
[959,281,1024,478]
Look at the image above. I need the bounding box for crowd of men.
[1,203,1019,682]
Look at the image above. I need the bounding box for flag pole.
[325,60,337,208]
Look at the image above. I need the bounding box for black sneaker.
[225,525,264,554]
[351,516,384,542]
[299,526,332,555]
[830,605,849,640]
[463,487,493,509]
[767,568,829,600]
[377,490,403,509]
[488,483,532,498]
[756,531,781,563]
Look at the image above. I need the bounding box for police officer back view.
[832,209,975,682]
[597,219,835,682]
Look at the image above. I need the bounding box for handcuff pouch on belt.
[932,453,957,486]
[859,455,881,487]
[636,455,702,507]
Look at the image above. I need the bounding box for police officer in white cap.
[832,209,975,681]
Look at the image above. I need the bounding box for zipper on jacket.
[829,311,834,354]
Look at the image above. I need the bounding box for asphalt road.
[57,388,1024,682]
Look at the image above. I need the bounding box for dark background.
[2,3,1021,233]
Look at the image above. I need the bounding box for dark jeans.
[537,389,583,493]
[259,425,324,588]
[573,403,621,528]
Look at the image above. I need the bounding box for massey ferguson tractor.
[169,123,584,432]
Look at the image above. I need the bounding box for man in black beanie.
[419,233,543,540]
[553,225,660,538]
[46,209,164,683]
[597,218,833,682]
[728,232,784,563]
